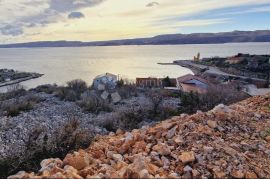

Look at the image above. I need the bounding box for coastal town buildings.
[176,74,209,94]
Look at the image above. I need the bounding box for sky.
[0,0,270,44]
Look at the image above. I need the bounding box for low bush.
[55,87,77,101]
[118,108,145,130]
[146,90,164,116]
[99,107,147,131]
[118,84,138,99]
[1,94,42,117]
[34,84,58,94]
[0,84,26,101]
[67,79,88,97]
[78,92,112,114]
[179,84,249,114]
[0,118,94,178]
[54,79,88,101]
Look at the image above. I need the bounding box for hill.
[8,93,270,178]
[1,30,270,48]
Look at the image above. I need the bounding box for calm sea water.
[0,42,270,89]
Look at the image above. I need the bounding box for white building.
[93,73,118,90]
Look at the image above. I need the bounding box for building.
[93,73,118,90]
[176,74,209,94]
[136,78,163,88]
[136,77,177,88]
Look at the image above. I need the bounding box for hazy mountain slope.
[1,30,270,48]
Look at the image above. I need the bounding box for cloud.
[146,2,159,7]
[49,0,105,12]
[0,0,105,37]
[68,12,85,19]
[0,24,24,36]
[218,5,270,16]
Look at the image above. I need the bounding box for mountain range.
[1,30,270,48]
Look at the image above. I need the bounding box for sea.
[0,42,269,90]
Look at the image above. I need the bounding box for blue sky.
[0,0,270,43]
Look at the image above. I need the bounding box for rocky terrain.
[0,90,179,161]
[8,93,270,179]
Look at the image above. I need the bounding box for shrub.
[97,106,149,132]
[118,84,138,99]
[98,113,120,132]
[55,87,77,101]
[0,84,26,101]
[162,76,172,87]
[0,118,94,178]
[34,84,58,94]
[67,79,88,95]
[146,90,164,115]
[179,84,249,114]
[78,92,112,114]
[117,78,124,88]
[118,108,145,130]
[1,94,42,117]
[54,80,88,101]
[179,91,200,114]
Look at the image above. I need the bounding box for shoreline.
[0,74,43,88]
[157,62,178,65]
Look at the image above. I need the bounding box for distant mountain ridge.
[1,30,270,48]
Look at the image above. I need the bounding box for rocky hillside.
[8,94,270,179]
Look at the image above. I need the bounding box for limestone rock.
[179,151,196,164]
[152,143,171,155]
[231,170,245,179]
[245,171,258,179]
[207,120,218,128]
[111,92,121,103]
[112,154,123,162]
[63,151,92,170]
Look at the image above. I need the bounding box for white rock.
[184,165,193,172]
[112,154,123,162]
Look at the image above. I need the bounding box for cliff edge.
[8,94,270,179]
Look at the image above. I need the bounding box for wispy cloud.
[217,5,270,16]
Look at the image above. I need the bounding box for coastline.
[0,74,43,88]
[157,62,177,65]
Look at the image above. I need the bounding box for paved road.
[176,60,266,82]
